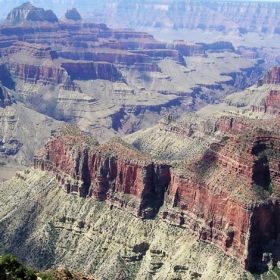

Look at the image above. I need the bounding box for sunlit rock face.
[33,123,280,271]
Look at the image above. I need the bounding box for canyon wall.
[1,1,280,35]
[259,67,280,85]
[34,124,171,218]
[34,124,280,271]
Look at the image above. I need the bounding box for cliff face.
[3,2,58,25]
[0,1,280,34]
[61,62,122,82]
[251,90,280,114]
[0,3,264,149]
[34,124,171,218]
[34,124,280,271]
[259,67,280,85]
[65,8,82,21]
[0,81,13,108]
[161,129,280,270]
[0,168,254,280]
[10,62,66,85]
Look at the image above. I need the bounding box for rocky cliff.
[0,3,264,146]
[259,67,280,85]
[3,2,58,26]
[33,123,280,272]
[0,168,254,279]
[0,81,13,107]
[34,124,170,218]
[64,8,82,21]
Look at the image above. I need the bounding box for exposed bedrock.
[10,62,66,85]
[0,41,58,60]
[34,125,171,218]
[0,82,14,107]
[1,1,280,36]
[34,124,280,271]
[61,62,123,81]
[3,2,58,25]
[65,8,82,21]
[259,67,280,85]
[251,90,280,114]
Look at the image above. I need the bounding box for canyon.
[0,1,280,48]
[0,2,267,170]
[32,108,280,272]
[1,2,280,280]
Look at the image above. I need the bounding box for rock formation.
[0,3,264,147]
[0,2,280,279]
[0,81,13,107]
[34,124,170,218]
[65,8,82,21]
[0,168,254,279]
[3,2,58,25]
[33,123,280,271]
[259,67,280,85]
[251,90,280,114]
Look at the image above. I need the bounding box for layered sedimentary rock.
[0,3,264,147]
[259,67,280,85]
[251,90,280,114]
[34,124,171,218]
[61,62,122,81]
[0,1,280,35]
[34,123,280,271]
[10,62,66,85]
[0,82,13,107]
[0,168,254,279]
[65,8,82,21]
[3,2,58,25]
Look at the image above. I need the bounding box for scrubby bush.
[0,253,37,280]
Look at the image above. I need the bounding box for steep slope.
[0,169,254,280]
[30,122,280,271]
[1,0,280,48]
[0,3,264,165]
[0,68,62,181]
[2,2,58,26]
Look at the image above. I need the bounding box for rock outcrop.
[1,1,280,36]
[251,90,280,114]
[0,168,254,279]
[3,2,58,26]
[34,124,171,218]
[34,124,280,271]
[0,3,264,148]
[258,67,280,85]
[61,62,122,82]
[9,62,66,85]
[65,8,82,21]
[0,81,13,107]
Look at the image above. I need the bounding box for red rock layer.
[0,41,58,60]
[251,90,280,114]
[34,124,170,218]
[34,124,280,270]
[10,62,65,85]
[61,62,122,82]
[161,172,252,264]
[215,116,252,135]
[168,41,205,57]
[259,67,280,85]
[161,130,280,269]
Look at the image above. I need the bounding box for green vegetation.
[273,265,280,277]
[0,254,82,280]
[37,271,59,280]
[0,254,37,280]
